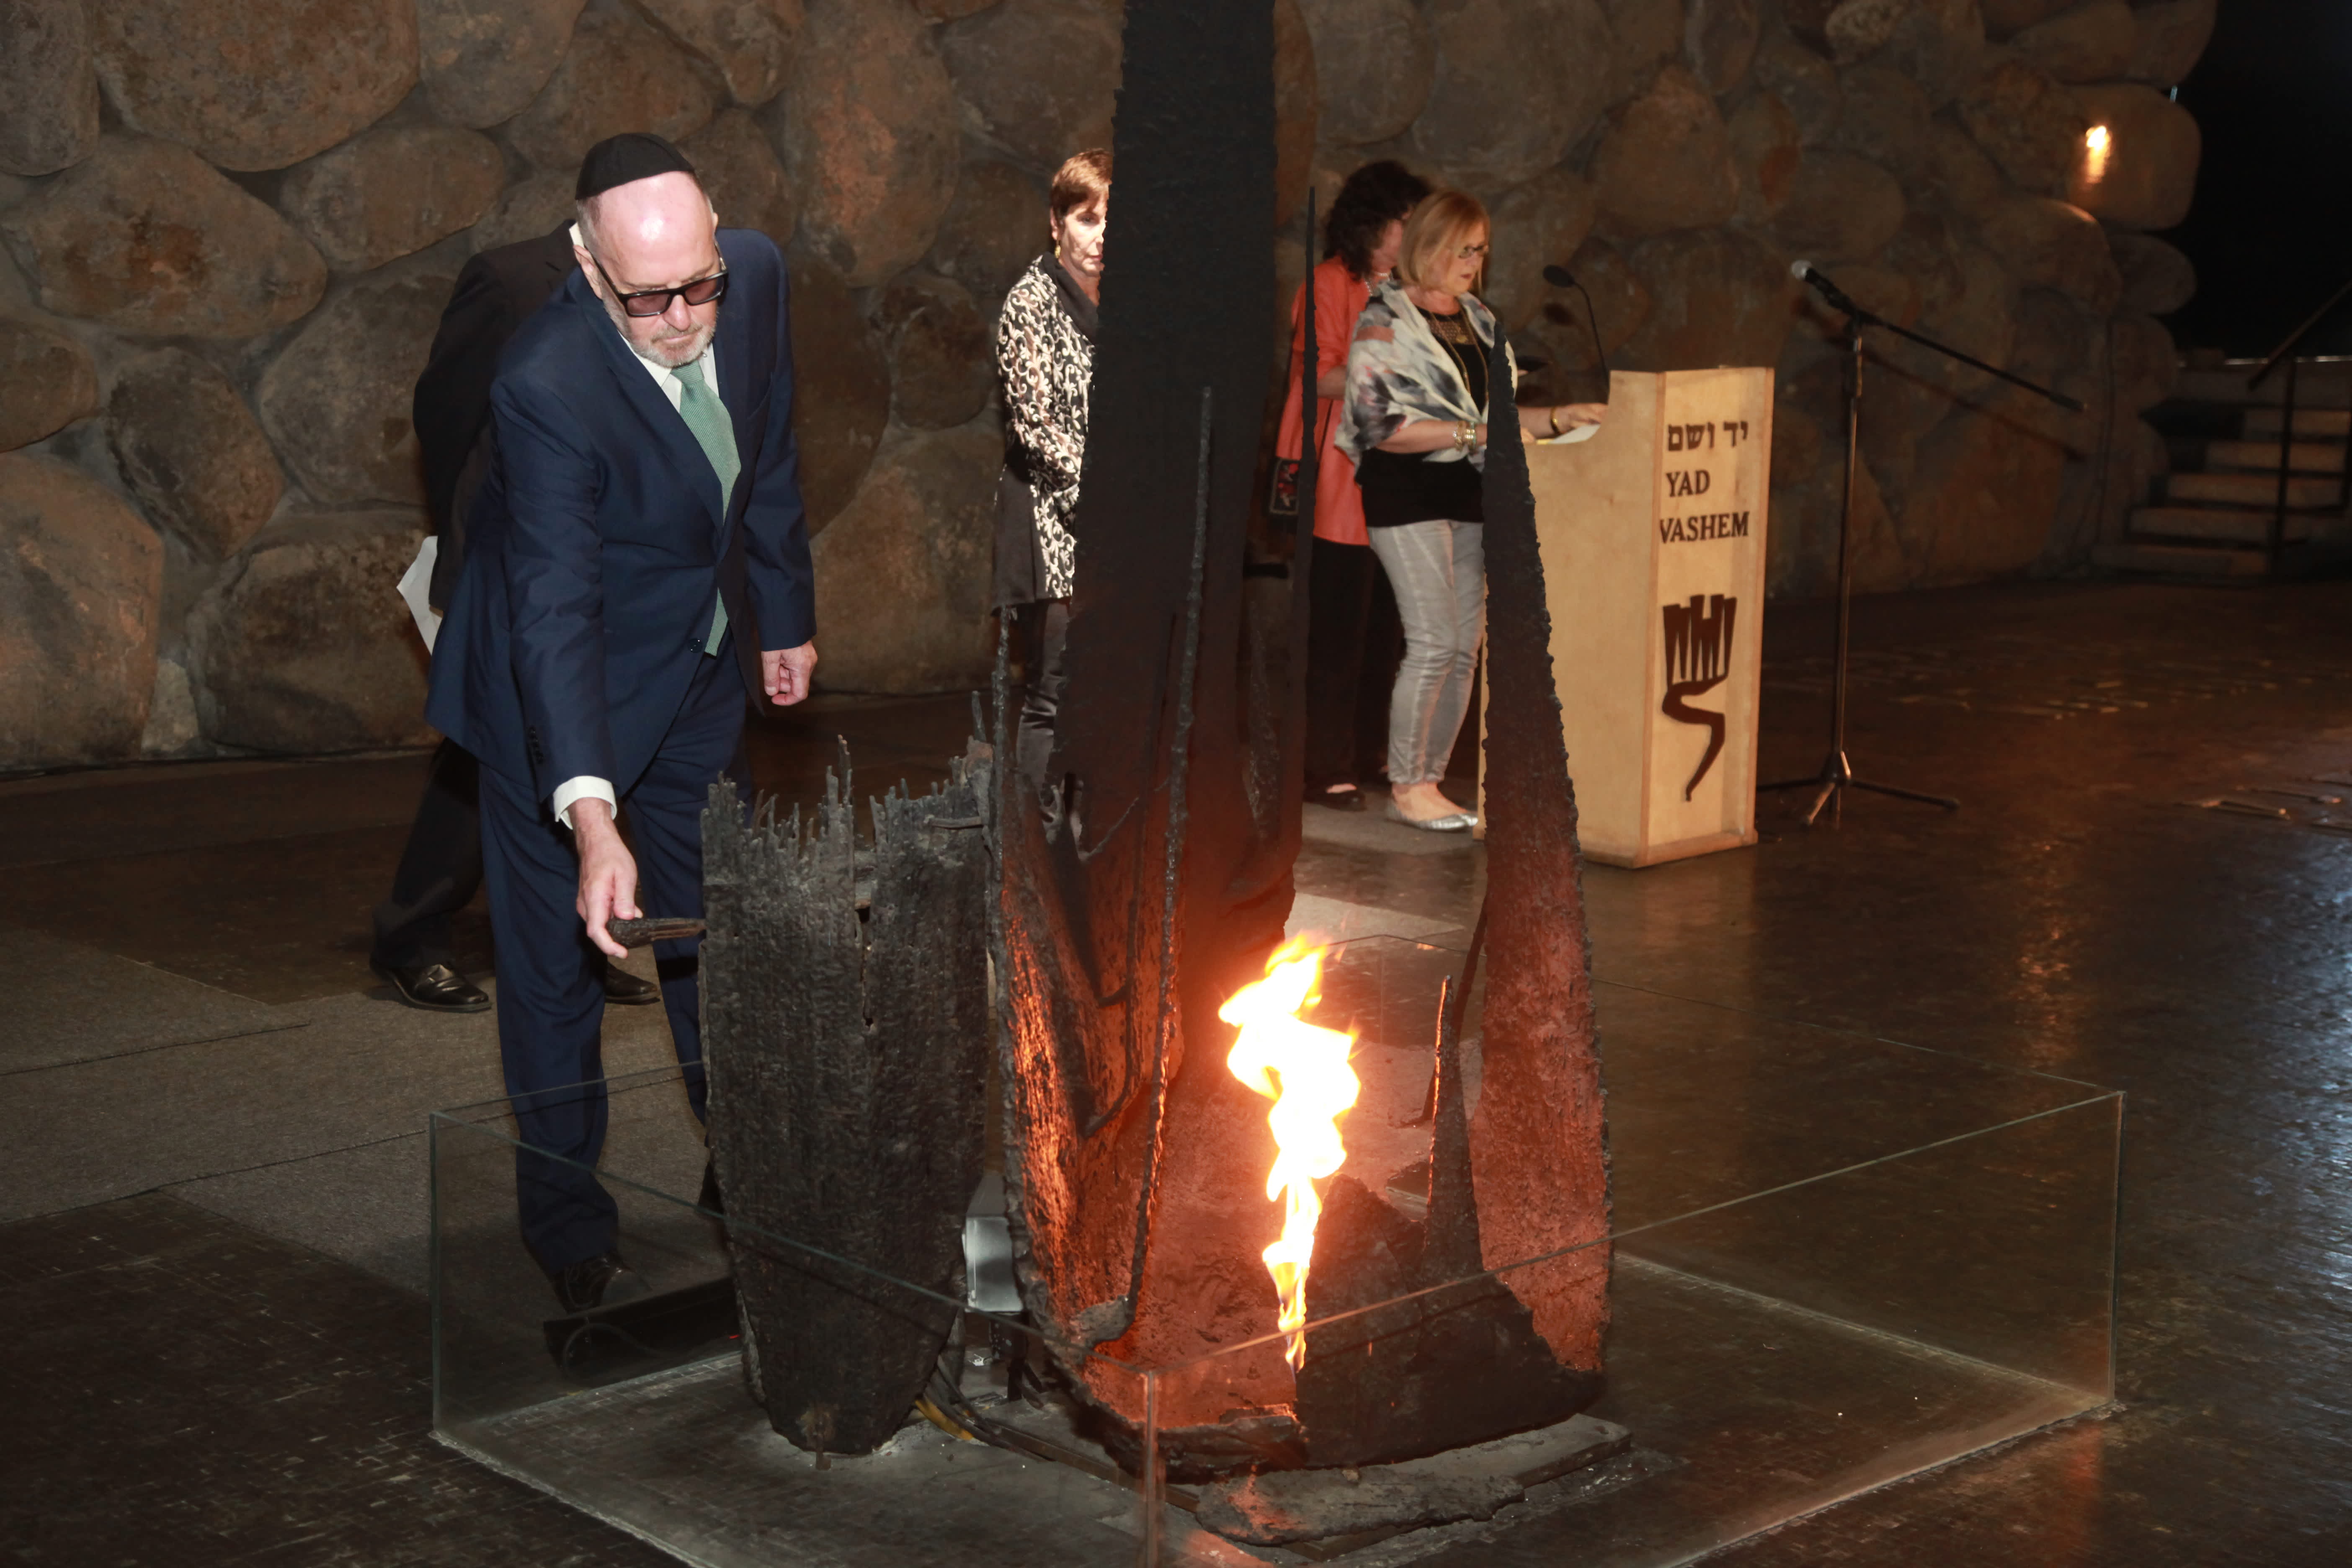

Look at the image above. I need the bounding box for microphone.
[1790,258,2084,412]
[1790,259,1863,317]
[1542,263,1609,379]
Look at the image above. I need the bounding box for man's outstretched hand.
[570,798,640,960]
[762,641,817,707]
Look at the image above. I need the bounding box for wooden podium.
[1483,367,1774,868]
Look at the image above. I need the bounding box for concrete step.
[2093,541,2268,578]
[2174,361,2352,407]
[2244,407,2352,439]
[2207,439,2348,475]
[2162,471,2343,509]
[2127,507,2348,546]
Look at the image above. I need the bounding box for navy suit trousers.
[478,641,748,1274]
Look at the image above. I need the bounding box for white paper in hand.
[1538,422,1602,446]
[397,534,441,654]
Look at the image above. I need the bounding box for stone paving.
[3,580,2351,1565]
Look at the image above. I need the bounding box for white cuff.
[552,776,616,830]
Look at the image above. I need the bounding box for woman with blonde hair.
[1338,189,1603,830]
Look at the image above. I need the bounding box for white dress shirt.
[551,335,723,830]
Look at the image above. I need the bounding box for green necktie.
[674,355,740,655]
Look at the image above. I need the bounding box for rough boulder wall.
[0,0,2217,767]
[1301,0,2208,597]
[0,0,972,766]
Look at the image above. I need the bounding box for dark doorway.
[2168,2,2352,357]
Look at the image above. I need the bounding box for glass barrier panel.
[430,1069,1157,1567]
[1137,1093,2120,1567]
[429,935,2120,1568]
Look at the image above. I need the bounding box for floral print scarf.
[1335,279,1514,472]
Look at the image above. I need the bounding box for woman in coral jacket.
[1272,160,1430,811]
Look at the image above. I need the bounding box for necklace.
[1419,300,1483,410]
[1422,307,1473,343]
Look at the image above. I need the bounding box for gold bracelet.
[1548,406,1562,436]
[1455,420,1473,453]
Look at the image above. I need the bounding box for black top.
[1422,300,1488,412]
[1357,446,1485,526]
[1357,300,1489,528]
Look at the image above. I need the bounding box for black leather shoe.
[601,965,661,1006]
[551,1251,650,1314]
[373,960,491,1013]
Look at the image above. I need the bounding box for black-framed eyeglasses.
[590,253,730,317]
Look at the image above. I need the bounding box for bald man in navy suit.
[428,135,816,1310]
[370,222,670,1015]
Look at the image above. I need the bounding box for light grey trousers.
[1368,519,1485,787]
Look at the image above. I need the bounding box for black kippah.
[575,133,698,201]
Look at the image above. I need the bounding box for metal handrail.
[2245,274,2352,572]
[2249,273,2352,389]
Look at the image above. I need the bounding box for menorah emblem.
[1660,593,1736,800]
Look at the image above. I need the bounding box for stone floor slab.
[0,959,682,1223]
[6,583,2352,1563]
[2,927,300,1073]
[0,1193,674,1568]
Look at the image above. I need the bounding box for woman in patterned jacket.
[994,147,1109,808]
[1339,189,1605,830]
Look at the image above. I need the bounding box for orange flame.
[1222,940,1359,1369]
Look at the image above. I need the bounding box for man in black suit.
[369,222,660,1011]
[427,134,817,1309]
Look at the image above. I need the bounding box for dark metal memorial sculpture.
[993,0,1612,1481]
[993,0,1299,1438]
[1455,337,1613,1406]
[694,0,1608,1490]
[1286,959,1602,1473]
[699,740,993,1457]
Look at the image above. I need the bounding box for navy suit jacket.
[426,228,814,805]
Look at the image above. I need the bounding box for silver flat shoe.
[1385,802,1477,833]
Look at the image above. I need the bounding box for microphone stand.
[1540,262,1609,382]
[1760,272,2081,827]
